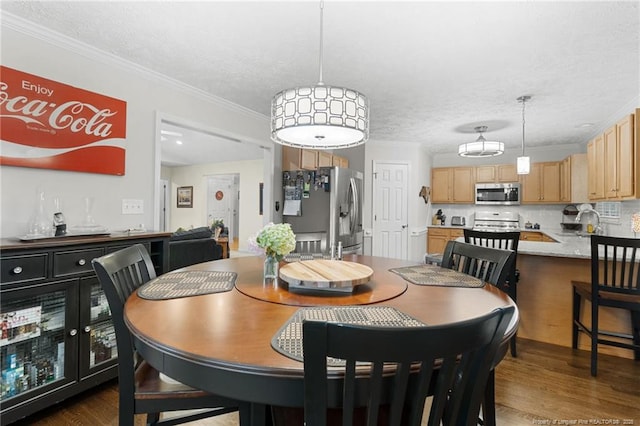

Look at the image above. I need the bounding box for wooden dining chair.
[302,306,516,426]
[441,240,515,426]
[572,235,640,376]
[441,240,515,289]
[92,244,244,426]
[463,229,520,357]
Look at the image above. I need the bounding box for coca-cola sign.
[0,66,127,175]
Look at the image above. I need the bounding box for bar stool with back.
[572,235,640,376]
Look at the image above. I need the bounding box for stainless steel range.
[473,211,520,232]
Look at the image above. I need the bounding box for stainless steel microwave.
[475,183,521,205]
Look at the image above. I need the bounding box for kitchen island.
[442,227,635,359]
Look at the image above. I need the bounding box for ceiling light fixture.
[270,1,369,149]
[516,95,532,175]
[458,126,505,157]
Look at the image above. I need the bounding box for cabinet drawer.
[0,253,48,284]
[53,248,104,277]
[428,228,449,237]
[105,242,150,255]
[450,229,464,238]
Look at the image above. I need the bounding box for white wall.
[364,141,431,262]
[0,16,271,238]
[167,159,264,250]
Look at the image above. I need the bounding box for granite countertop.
[434,225,594,260]
[516,230,592,259]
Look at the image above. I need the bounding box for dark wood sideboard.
[0,232,171,425]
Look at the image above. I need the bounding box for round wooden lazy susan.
[279,259,373,293]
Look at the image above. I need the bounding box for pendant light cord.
[518,95,531,156]
[521,98,526,156]
[317,0,325,86]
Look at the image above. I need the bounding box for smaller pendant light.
[517,95,531,175]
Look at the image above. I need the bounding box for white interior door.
[206,174,238,239]
[372,162,409,259]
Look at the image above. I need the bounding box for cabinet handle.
[69,329,78,337]
[84,326,91,333]
[12,266,23,274]
[77,259,86,266]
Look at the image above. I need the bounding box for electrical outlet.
[122,199,144,215]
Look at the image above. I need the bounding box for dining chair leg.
[632,311,640,360]
[590,300,599,376]
[243,402,269,426]
[572,289,581,349]
[480,370,496,426]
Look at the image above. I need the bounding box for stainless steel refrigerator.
[282,167,363,254]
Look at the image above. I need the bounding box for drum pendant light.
[517,95,531,175]
[270,1,369,149]
[458,126,505,157]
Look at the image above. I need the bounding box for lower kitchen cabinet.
[0,232,170,425]
[427,227,464,254]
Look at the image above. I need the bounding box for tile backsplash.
[431,200,640,238]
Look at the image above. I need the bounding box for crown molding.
[1,12,269,123]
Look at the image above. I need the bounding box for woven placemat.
[389,264,484,288]
[137,271,237,300]
[271,306,426,365]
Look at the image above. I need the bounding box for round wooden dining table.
[124,254,517,425]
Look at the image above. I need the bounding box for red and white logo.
[0,66,127,175]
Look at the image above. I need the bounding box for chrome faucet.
[575,208,602,234]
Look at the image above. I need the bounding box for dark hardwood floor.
[8,338,640,425]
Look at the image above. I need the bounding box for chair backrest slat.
[303,306,515,426]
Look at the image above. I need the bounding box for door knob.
[402,225,408,229]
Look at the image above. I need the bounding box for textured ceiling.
[2,1,639,165]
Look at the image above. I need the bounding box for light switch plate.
[122,199,144,215]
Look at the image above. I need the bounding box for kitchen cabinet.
[431,167,474,203]
[604,114,635,199]
[282,146,318,170]
[317,151,333,168]
[560,156,571,202]
[587,135,605,200]
[0,232,170,424]
[587,111,638,201]
[332,155,349,168]
[569,153,589,203]
[283,146,348,170]
[427,227,464,254]
[519,231,557,242]
[475,164,518,183]
[521,161,561,203]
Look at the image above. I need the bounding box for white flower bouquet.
[251,223,296,261]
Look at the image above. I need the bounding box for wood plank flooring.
[8,338,640,426]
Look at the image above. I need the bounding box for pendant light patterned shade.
[271,85,369,149]
[270,1,369,149]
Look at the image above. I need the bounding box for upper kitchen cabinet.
[283,147,349,170]
[587,135,605,200]
[568,153,589,203]
[282,147,319,170]
[588,110,638,201]
[317,151,333,167]
[522,161,562,203]
[475,164,518,183]
[332,154,349,168]
[560,156,571,202]
[431,167,474,203]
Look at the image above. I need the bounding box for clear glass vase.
[263,254,279,285]
[27,190,53,237]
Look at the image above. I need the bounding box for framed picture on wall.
[177,186,193,208]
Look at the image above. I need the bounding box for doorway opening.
[207,174,239,250]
